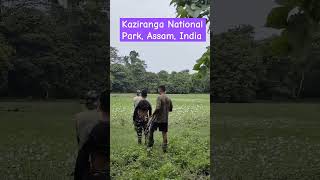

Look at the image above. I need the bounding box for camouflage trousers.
[133,119,148,144]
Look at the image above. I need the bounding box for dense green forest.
[1,1,320,100]
[172,0,320,102]
[111,24,320,99]
[0,1,109,98]
[211,25,320,102]
[110,47,210,94]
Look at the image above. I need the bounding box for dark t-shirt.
[74,121,109,180]
[90,121,109,154]
[133,99,152,122]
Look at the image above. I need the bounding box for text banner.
[120,18,206,42]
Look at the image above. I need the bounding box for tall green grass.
[111,94,210,179]
[0,101,81,180]
[212,103,320,179]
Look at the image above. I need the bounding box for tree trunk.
[45,89,49,99]
[296,70,305,98]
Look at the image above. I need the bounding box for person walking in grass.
[75,90,101,151]
[133,90,142,110]
[74,90,109,180]
[147,85,173,153]
[133,89,152,144]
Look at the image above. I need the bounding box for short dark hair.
[99,90,109,113]
[141,89,148,98]
[158,85,166,92]
[86,90,99,110]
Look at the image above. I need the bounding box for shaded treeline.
[0,1,109,99]
[211,25,320,102]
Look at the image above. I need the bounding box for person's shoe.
[163,148,167,153]
[138,138,142,144]
[162,144,167,153]
[147,147,152,153]
[144,137,148,145]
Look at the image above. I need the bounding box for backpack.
[137,109,149,121]
[134,100,151,122]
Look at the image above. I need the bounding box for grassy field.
[110,94,210,180]
[0,100,81,180]
[0,94,210,180]
[212,103,320,179]
[1,97,319,179]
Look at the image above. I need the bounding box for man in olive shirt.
[148,85,173,153]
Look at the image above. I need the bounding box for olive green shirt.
[155,94,173,123]
[75,110,101,149]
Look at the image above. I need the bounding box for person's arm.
[134,101,142,121]
[75,115,80,145]
[149,102,152,117]
[152,96,161,116]
[169,99,173,112]
[133,106,138,122]
[133,97,136,108]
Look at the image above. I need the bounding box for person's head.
[98,90,109,121]
[141,89,148,98]
[85,90,99,110]
[136,90,141,96]
[158,85,166,94]
[99,90,109,113]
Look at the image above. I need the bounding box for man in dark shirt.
[74,90,109,180]
[148,85,173,153]
[133,89,152,144]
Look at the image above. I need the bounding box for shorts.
[151,122,168,132]
[87,172,108,180]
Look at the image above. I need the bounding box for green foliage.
[266,0,320,98]
[191,72,209,93]
[170,0,210,77]
[270,31,290,56]
[193,46,210,76]
[170,0,210,20]
[210,24,320,102]
[0,3,108,98]
[266,6,292,29]
[110,48,209,94]
[211,25,258,102]
[0,35,14,94]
